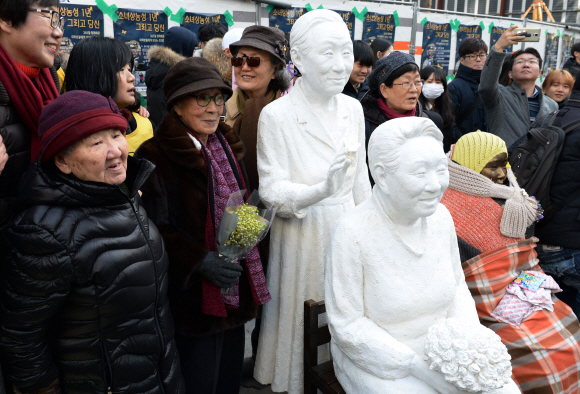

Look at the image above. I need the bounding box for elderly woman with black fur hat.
[135,57,270,394]
[224,25,290,193]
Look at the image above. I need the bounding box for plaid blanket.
[463,238,580,394]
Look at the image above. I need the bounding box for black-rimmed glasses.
[463,53,488,60]
[28,8,65,31]
[192,94,228,107]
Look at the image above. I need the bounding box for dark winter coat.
[535,91,580,249]
[361,92,444,150]
[134,114,259,337]
[0,156,183,394]
[342,80,369,101]
[146,47,185,127]
[0,68,59,230]
[563,57,580,79]
[448,63,487,137]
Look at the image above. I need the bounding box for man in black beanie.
[535,76,580,316]
[146,27,198,126]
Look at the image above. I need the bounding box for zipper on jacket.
[100,339,114,394]
[516,153,522,169]
[122,191,166,394]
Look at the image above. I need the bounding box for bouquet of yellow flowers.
[217,190,277,293]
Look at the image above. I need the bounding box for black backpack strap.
[455,94,481,128]
[561,117,580,134]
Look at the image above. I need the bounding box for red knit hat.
[39,91,130,163]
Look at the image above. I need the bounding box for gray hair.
[368,117,443,180]
[290,9,347,57]
[62,140,81,156]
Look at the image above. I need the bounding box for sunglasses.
[231,54,261,68]
[191,94,228,107]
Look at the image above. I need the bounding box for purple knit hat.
[39,91,130,162]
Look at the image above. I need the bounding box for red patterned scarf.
[0,44,59,162]
[192,132,271,317]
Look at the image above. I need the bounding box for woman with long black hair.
[64,36,154,155]
[419,66,455,151]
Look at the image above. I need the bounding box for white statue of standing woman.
[324,117,521,393]
[253,9,372,394]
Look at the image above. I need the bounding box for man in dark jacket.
[0,0,61,232]
[146,26,197,126]
[535,76,580,317]
[342,40,373,101]
[562,42,580,79]
[448,38,488,138]
[479,25,558,146]
[0,91,184,394]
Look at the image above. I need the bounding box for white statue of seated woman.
[324,117,521,394]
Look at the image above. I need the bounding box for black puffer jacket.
[535,92,580,249]
[0,157,184,394]
[0,68,59,230]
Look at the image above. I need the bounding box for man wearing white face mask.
[419,66,456,151]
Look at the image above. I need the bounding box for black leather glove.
[196,251,243,289]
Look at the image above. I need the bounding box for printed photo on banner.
[269,7,306,33]
[114,9,168,68]
[455,24,482,69]
[362,12,396,44]
[59,5,104,53]
[543,32,559,77]
[490,26,513,54]
[560,34,574,67]
[181,13,228,36]
[421,21,451,72]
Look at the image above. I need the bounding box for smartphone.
[515,28,542,42]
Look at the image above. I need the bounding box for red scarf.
[0,44,59,162]
[188,130,271,317]
[377,97,417,119]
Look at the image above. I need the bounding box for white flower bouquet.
[425,318,512,392]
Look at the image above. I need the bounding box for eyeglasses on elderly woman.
[28,8,66,31]
[190,93,228,107]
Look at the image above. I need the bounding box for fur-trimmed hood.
[145,46,185,91]
[202,38,232,83]
[148,46,185,68]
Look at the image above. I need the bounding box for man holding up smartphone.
[479,25,558,146]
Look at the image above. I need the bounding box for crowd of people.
[1,0,580,393]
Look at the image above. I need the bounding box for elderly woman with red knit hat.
[440,131,580,394]
[135,57,270,394]
[0,90,184,394]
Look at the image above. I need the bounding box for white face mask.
[422,83,445,100]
